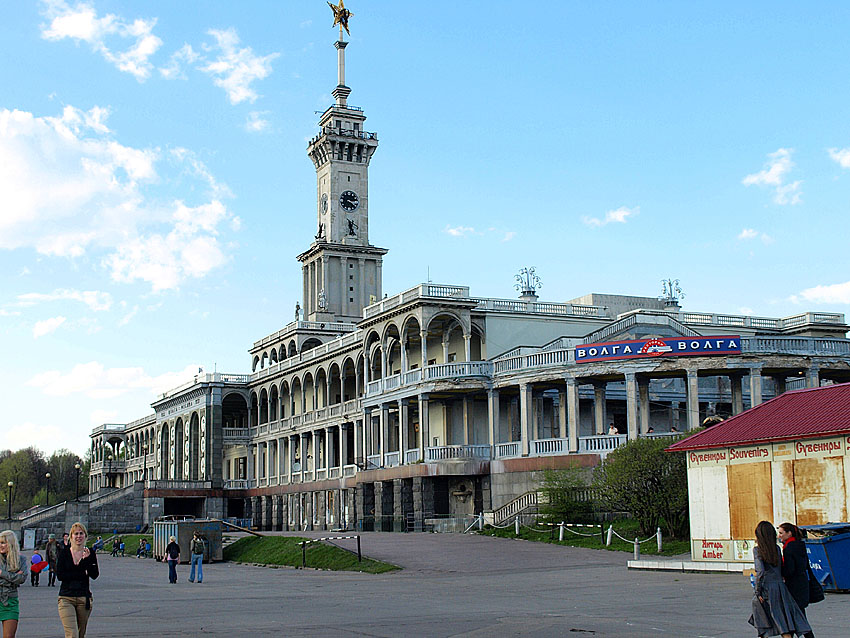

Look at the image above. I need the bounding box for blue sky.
[2,1,850,457]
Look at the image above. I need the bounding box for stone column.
[340,424,348,468]
[593,382,606,435]
[566,376,580,453]
[806,366,820,389]
[463,333,471,362]
[379,403,388,465]
[487,389,499,450]
[749,366,763,408]
[399,399,409,460]
[325,427,333,470]
[420,330,429,369]
[340,256,347,316]
[557,389,567,440]
[363,407,372,458]
[419,394,430,459]
[442,339,449,364]
[401,337,408,372]
[638,377,650,435]
[625,373,639,440]
[773,375,787,396]
[519,383,533,456]
[462,395,471,445]
[686,368,700,431]
[731,374,744,415]
[246,446,254,483]
[358,258,365,311]
[300,436,307,481]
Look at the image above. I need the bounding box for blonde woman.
[56,522,99,638]
[0,530,28,638]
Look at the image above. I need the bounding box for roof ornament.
[515,267,542,301]
[328,1,354,38]
[659,278,684,308]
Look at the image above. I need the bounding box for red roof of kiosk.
[667,382,850,452]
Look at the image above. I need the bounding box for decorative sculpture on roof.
[514,267,542,295]
[328,0,354,36]
[660,278,685,303]
[318,288,328,311]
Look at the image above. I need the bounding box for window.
[448,353,456,362]
[349,297,354,302]
[349,274,353,280]
[349,286,354,291]
[428,359,436,365]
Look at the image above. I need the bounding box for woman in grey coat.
[748,521,811,638]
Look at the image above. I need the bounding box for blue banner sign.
[575,336,742,363]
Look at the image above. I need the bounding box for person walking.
[0,530,28,638]
[56,522,100,638]
[164,536,180,584]
[188,532,204,584]
[778,523,816,638]
[748,521,810,638]
[46,534,59,587]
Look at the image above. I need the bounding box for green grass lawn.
[223,536,399,574]
[481,519,690,557]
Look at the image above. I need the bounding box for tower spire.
[328,1,354,107]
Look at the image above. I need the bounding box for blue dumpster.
[801,523,850,592]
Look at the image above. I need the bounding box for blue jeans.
[189,554,203,582]
[168,559,177,583]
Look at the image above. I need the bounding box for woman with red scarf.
[777,522,815,638]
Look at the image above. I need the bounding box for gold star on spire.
[328,0,354,37]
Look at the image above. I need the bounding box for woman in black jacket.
[778,522,815,638]
[56,522,99,638]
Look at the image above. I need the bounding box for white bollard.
[559,523,564,542]
[478,514,484,531]
[606,524,613,546]
[656,527,662,553]
[634,537,640,561]
[515,517,520,536]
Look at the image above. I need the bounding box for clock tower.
[299,19,387,323]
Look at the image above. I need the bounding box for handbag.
[807,565,825,604]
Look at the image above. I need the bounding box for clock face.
[339,190,359,212]
[321,193,328,214]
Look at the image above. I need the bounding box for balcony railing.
[495,441,521,458]
[425,445,491,462]
[384,451,400,468]
[405,448,421,464]
[343,464,357,477]
[578,435,627,454]
[532,437,569,456]
[366,362,494,397]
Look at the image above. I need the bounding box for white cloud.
[793,281,850,305]
[737,228,773,244]
[742,148,802,205]
[41,1,163,81]
[502,231,516,242]
[583,206,639,228]
[199,29,279,104]
[27,362,206,399]
[118,305,138,326]
[828,147,850,169]
[33,315,66,338]
[245,111,270,132]
[444,225,476,237]
[17,289,112,311]
[738,307,754,316]
[3,421,70,456]
[159,44,199,80]
[0,105,235,291]
[0,309,22,317]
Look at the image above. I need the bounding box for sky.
[2,1,850,457]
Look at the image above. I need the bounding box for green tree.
[592,436,689,538]
[538,464,596,524]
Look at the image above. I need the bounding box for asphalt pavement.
[17,532,847,637]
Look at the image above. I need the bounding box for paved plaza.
[18,533,846,637]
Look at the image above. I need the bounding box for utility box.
[153,517,223,563]
[802,523,850,592]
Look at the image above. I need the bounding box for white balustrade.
[426,444,491,461]
[579,435,627,453]
[366,454,381,469]
[532,437,567,455]
[315,468,327,481]
[495,442,521,458]
[343,464,357,477]
[328,467,340,478]
[384,451,400,467]
[405,448,421,464]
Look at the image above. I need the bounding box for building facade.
[89,32,850,532]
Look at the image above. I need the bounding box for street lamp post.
[6,481,13,519]
[107,455,113,488]
[74,463,81,500]
[45,472,51,506]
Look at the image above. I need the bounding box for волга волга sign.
[575,336,741,363]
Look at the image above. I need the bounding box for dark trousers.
[168,559,178,583]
